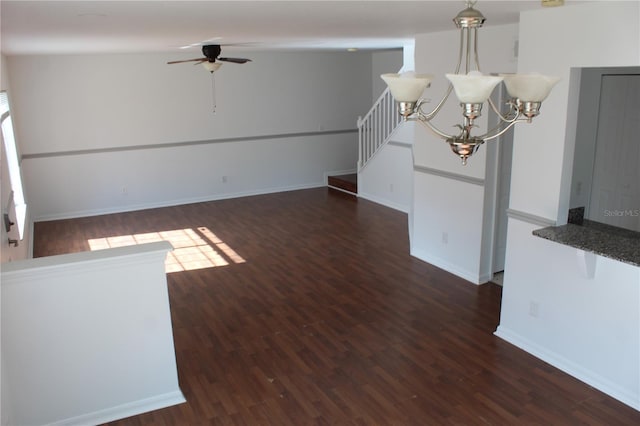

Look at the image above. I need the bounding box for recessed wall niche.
[569,66,640,232]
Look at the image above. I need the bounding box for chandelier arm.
[477,118,529,142]
[414,117,458,140]
[416,24,466,121]
[418,85,455,120]
[487,97,519,123]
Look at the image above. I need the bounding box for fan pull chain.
[211,72,217,114]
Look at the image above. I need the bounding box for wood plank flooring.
[32,188,640,425]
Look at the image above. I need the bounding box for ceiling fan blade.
[218,57,252,64]
[167,58,207,64]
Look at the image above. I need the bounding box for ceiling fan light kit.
[202,62,223,73]
[381,0,559,165]
[167,44,252,113]
[167,44,252,73]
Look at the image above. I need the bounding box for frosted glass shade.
[445,72,503,104]
[502,73,560,102]
[381,73,433,102]
[202,62,223,73]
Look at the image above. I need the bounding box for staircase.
[328,173,358,195]
[358,87,403,171]
[327,85,403,196]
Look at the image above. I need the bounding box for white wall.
[508,2,640,222]
[499,219,640,408]
[357,48,409,215]
[1,242,184,425]
[371,49,403,103]
[22,132,357,220]
[497,1,640,410]
[6,51,372,220]
[359,123,414,213]
[410,23,518,283]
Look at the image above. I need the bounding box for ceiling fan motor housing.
[202,45,222,61]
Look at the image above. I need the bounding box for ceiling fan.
[168,44,252,113]
[167,45,252,73]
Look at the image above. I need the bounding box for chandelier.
[381,1,560,165]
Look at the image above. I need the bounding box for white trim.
[506,208,556,227]
[414,165,485,186]
[358,191,409,213]
[22,129,357,160]
[28,217,35,259]
[327,185,357,196]
[410,247,483,285]
[387,140,412,148]
[478,272,493,284]
[1,241,173,279]
[46,390,186,426]
[495,326,640,411]
[32,183,326,222]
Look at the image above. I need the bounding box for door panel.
[589,74,640,231]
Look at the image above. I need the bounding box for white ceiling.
[1,1,567,56]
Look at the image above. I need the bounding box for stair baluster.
[357,86,403,172]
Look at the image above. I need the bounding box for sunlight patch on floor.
[88,227,246,273]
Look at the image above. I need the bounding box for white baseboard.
[410,247,482,285]
[33,183,325,222]
[358,191,409,213]
[46,390,186,426]
[327,185,357,196]
[495,326,640,411]
[478,272,493,284]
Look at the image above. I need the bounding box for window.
[1,91,27,240]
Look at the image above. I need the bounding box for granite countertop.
[532,220,640,267]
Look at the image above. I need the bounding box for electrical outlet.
[389,183,394,193]
[442,232,448,244]
[222,176,228,183]
[122,186,128,195]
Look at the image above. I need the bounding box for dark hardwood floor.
[33,188,639,425]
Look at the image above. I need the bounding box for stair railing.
[357,86,403,171]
